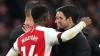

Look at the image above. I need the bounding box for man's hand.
[81,17,92,26]
[22,24,33,33]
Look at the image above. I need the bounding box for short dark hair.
[31,4,49,22]
[56,5,79,24]
[25,1,39,16]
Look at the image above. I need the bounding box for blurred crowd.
[0,0,100,56]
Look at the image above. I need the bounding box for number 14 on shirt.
[21,45,38,56]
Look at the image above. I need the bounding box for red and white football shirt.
[13,25,61,56]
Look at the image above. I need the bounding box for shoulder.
[9,24,24,42]
[72,32,88,43]
[76,32,86,38]
[36,26,56,32]
[9,24,24,47]
[10,24,24,36]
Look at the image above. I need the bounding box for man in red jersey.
[6,4,91,56]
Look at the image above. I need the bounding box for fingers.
[22,26,25,32]
[81,17,92,27]
[89,18,92,25]
[87,17,92,26]
[22,25,28,33]
[22,24,33,33]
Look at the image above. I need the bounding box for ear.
[68,17,72,23]
[43,16,47,21]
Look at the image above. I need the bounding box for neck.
[65,22,74,30]
[36,22,45,27]
[24,16,34,26]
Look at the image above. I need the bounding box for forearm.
[6,48,19,56]
[61,21,86,42]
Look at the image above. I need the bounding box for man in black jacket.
[53,5,91,56]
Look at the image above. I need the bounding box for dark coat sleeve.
[91,38,100,56]
[83,30,100,56]
[52,32,91,56]
[72,32,91,56]
[9,24,24,48]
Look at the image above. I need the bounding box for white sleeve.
[6,48,19,56]
[61,21,86,42]
[46,28,61,44]
[6,39,19,56]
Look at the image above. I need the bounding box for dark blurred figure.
[82,28,100,56]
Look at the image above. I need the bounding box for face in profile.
[55,11,69,29]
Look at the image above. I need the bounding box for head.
[55,5,79,29]
[31,4,50,27]
[24,1,39,25]
[25,1,39,17]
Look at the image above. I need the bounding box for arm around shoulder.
[61,21,86,42]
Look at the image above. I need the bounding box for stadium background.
[0,0,100,56]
